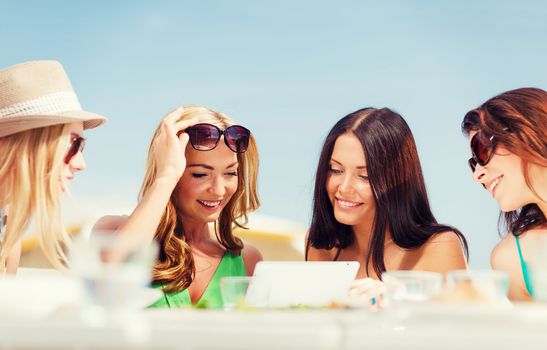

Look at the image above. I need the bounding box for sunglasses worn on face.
[65,136,86,164]
[468,131,497,172]
[185,123,250,153]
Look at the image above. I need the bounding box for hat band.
[0,91,82,118]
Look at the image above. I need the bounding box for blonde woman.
[0,60,107,273]
[94,105,262,308]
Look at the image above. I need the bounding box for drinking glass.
[383,270,443,303]
[220,276,253,310]
[70,232,158,324]
[445,270,509,303]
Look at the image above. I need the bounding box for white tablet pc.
[245,261,359,308]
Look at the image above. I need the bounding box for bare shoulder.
[426,230,464,245]
[92,215,128,234]
[491,226,546,257]
[420,230,466,256]
[242,242,263,276]
[520,227,547,246]
[490,233,515,267]
[490,232,533,301]
[413,230,467,273]
[494,227,547,265]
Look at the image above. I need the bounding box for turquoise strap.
[515,235,534,297]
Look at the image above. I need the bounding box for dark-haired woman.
[462,88,546,301]
[94,105,262,308]
[306,107,468,305]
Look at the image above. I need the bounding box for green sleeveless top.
[515,235,534,297]
[149,252,247,309]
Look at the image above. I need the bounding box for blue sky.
[2,0,546,267]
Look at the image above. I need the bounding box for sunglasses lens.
[225,125,250,153]
[470,132,494,166]
[468,158,477,172]
[64,137,85,164]
[187,124,221,151]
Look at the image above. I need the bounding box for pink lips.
[335,197,364,209]
[485,175,503,197]
[197,199,222,211]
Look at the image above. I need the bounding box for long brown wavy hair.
[461,87,547,236]
[140,105,260,293]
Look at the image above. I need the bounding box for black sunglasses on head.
[185,123,250,153]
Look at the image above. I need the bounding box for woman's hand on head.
[348,277,387,310]
[154,107,199,184]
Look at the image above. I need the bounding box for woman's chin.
[498,199,523,213]
[333,213,360,226]
[59,180,67,193]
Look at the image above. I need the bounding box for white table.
[1,303,546,349]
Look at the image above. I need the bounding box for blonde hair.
[140,105,260,293]
[0,124,72,271]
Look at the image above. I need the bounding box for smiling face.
[468,130,538,212]
[60,121,86,192]
[174,136,239,225]
[326,132,375,227]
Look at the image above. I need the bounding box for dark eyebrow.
[330,158,367,169]
[187,162,239,171]
[70,132,83,138]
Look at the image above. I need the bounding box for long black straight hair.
[307,107,468,278]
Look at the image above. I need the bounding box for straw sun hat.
[0,60,107,138]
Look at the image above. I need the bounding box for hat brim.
[0,110,107,138]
